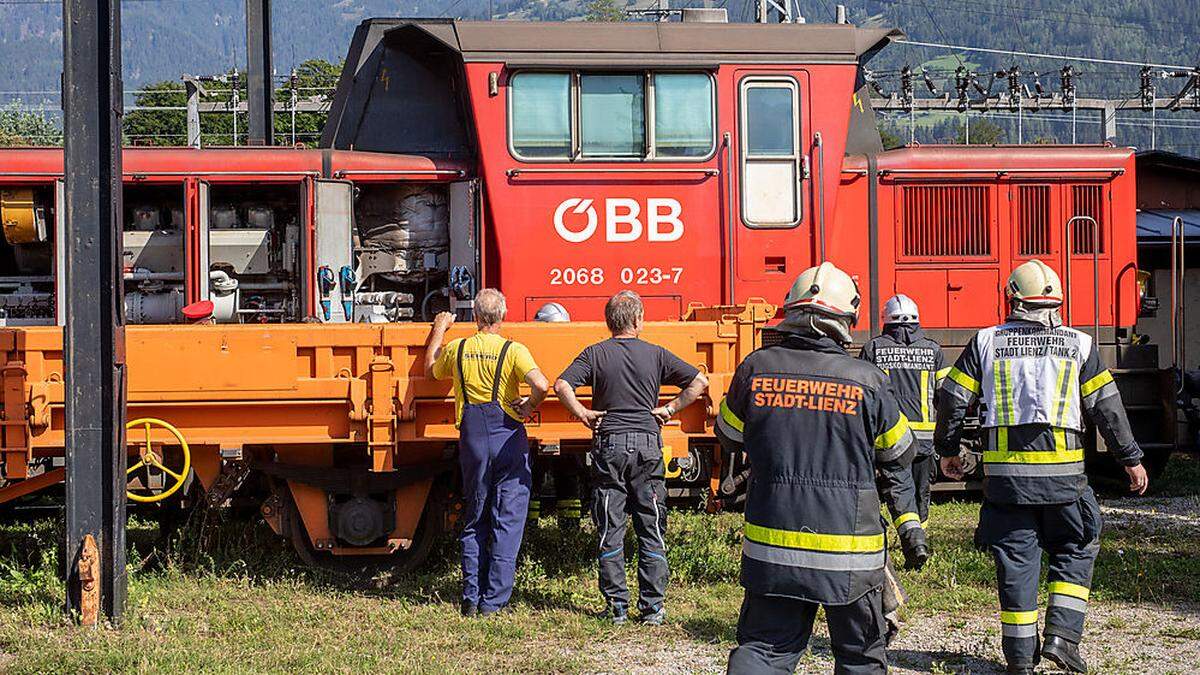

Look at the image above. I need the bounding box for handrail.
[878,167,1125,175]
[722,133,736,305]
[332,169,466,178]
[1171,215,1187,387]
[506,167,719,177]
[1063,215,1101,341]
[814,132,826,262]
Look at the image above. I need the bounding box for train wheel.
[284,488,442,576]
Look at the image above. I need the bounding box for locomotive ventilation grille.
[901,185,991,257]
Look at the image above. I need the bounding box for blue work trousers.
[459,401,532,612]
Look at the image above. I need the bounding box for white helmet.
[1006,259,1063,308]
[783,261,860,323]
[534,301,571,322]
[882,294,920,325]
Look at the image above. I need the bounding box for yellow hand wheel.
[662,445,682,479]
[125,417,191,503]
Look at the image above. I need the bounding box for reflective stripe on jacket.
[716,332,919,605]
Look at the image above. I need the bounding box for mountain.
[0,1,1196,150]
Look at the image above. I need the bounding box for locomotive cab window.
[510,73,572,159]
[739,78,801,228]
[508,70,714,161]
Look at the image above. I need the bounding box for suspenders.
[456,337,513,405]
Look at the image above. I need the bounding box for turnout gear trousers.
[727,589,888,675]
[457,341,532,612]
[591,431,669,615]
[717,333,923,605]
[936,319,1141,670]
[976,487,1103,667]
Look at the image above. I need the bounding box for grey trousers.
[591,431,668,615]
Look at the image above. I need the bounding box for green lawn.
[0,455,1197,673]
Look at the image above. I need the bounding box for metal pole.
[184,77,201,149]
[245,0,273,145]
[62,0,127,625]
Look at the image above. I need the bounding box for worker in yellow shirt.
[425,288,550,617]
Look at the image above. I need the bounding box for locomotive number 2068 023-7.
[548,267,684,286]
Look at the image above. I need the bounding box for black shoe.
[1005,667,1034,675]
[480,604,511,618]
[1042,635,1087,673]
[460,600,478,617]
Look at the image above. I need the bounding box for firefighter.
[936,259,1148,675]
[717,262,927,674]
[859,294,948,528]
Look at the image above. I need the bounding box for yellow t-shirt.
[433,332,538,426]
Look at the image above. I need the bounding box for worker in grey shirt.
[555,291,709,625]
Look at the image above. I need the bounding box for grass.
[0,455,1196,673]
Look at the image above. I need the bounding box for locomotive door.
[732,71,811,302]
[1011,182,1109,330]
[312,179,355,323]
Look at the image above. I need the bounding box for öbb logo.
[553,198,684,243]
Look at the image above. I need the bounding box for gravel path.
[583,495,1200,674]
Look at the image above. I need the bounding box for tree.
[585,0,625,22]
[122,58,343,148]
[878,124,903,150]
[956,118,1005,145]
[0,104,62,147]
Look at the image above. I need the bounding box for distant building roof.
[1136,150,1200,174]
[1137,209,1200,244]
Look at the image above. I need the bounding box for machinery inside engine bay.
[0,177,472,326]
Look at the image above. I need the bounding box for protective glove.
[900,527,930,571]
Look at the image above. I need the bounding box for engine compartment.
[0,174,474,326]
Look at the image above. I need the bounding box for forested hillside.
[0,0,1196,150]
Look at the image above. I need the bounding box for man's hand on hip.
[577,409,606,430]
[651,405,674,426]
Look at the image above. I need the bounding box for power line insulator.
[1140,66,1155,110]
[955,66,969,110]
[901,66,914,110]
[1007,66,1021,111]
[1060,65,1076,107]
[921,68,939,96]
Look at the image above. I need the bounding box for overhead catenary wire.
[895,39,1197,72]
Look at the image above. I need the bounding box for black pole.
[62,0,127,623]
[246,0,273,145]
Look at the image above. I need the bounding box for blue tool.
[338,265,355,321]
[317,265,335,321]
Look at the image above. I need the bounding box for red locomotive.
[0,17,1170,566]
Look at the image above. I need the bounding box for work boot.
[901,529,930,571]
[460,600,478,617]
[1042,635,1087,673]
[641,607,667,626]
[1005,666,1034,675]
[607,603,628,625]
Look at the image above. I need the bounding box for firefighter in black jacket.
[936,260,1149,675]
[860,294,948,529]
[717,262,928,675]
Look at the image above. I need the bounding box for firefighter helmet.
[1006,259,1063,307]
[534,301,571,322]
[882,294,920,325]
[783,262,861,323]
